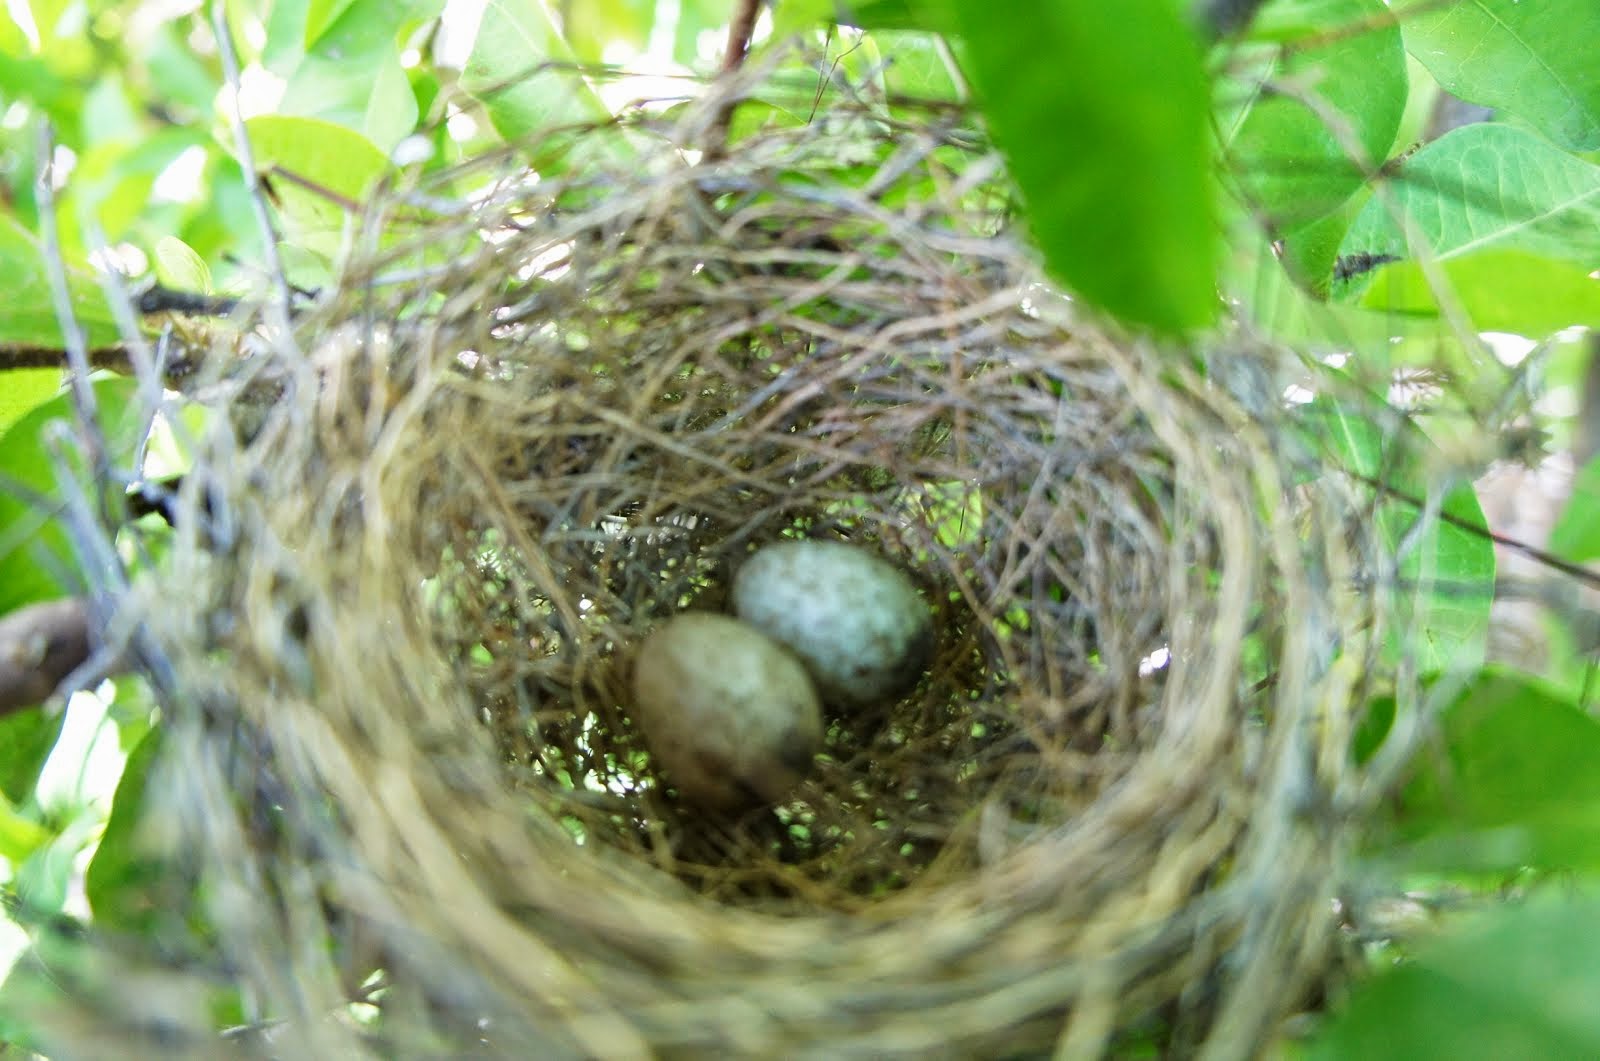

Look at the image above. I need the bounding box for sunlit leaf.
[1360,248,1600,338]
[462,0,626,166]
[153,236,212,293]
[265,0,438,153]
[949,0,1217,333]
[0,369,62,436]
[1399,0,1600,151]
[1339,123,1600,281]
[0,789,49,862]
[240,115,391,240]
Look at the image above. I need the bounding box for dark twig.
[703,0,765,158]
[722,0,763,76]
[0,344,134,373]
[1352,470,1600,592]
[138,284,243,318]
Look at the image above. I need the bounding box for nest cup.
[89,88,1376,1058]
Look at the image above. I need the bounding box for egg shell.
[731,539,933,709]
[630,613,823,812]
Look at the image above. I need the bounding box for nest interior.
[59,90,1382,1059]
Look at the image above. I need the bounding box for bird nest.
[44,83,1391,1058]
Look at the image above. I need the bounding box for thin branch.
[33,121,109,502]
[721,0,762,76]
[211,2,294,322]
[703,0,765,159]
[1352,470,1600,592]
[0,344,134,373]
[138,284,243,318]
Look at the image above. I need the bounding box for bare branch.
[0,598,94,716]
[722,0,763,76]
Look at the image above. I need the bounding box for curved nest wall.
[75,99,1380,1058]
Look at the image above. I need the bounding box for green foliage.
[84,728,182,934]
[0,378,141,614]
[152,235,213,293]
[1224,0,1407,232]
[1343,123,1600,270]
[263,0,441,154]
[1312,894,1600,1059]
[0,216,122,350]
[0,369,62,435]
[948,0,1218,334]
[1549,453,1600,564]
[1386,669,1600,873]
[0,708,66,807]
[1360,250,1600,337]
[1303,398,1494,675]
[1339,124,1600,332]
[1399,0,1600,151]
[462,0,622,165]
[241,113,391,257]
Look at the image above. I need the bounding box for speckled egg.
[630,613,823,812]
[731,539,934,709]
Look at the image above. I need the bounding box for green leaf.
[917,479,984,549]
[1391,668,1600,871]
[1359,248,1600,338]
[0,214,122,350]
[1311,895,1600,1059]
[1339,123,1600,278]
[1225,229,1448,352]
[67,126,206,246]
[85,728,190,936]
[280,46,420,155]
[1549,452,1600,564]
[462,0,623,165]
[305,0,361,45]
[0,377,141,614]
[240,115,390,238]
[0,368,62,435]
[0,706,66,805]
[12,811,95,915]
[265,0,438,154]
[875,30,962,103]
[1278,194,1363,296]
[0,788,49,862]
[1351,693,1396,764]
[1224,0,1407,230]
[1304,397,1494,674]
[949,0,1217,333]
[152,236,213,293]
[1399,0,1600,152]
[563,0,654,61]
